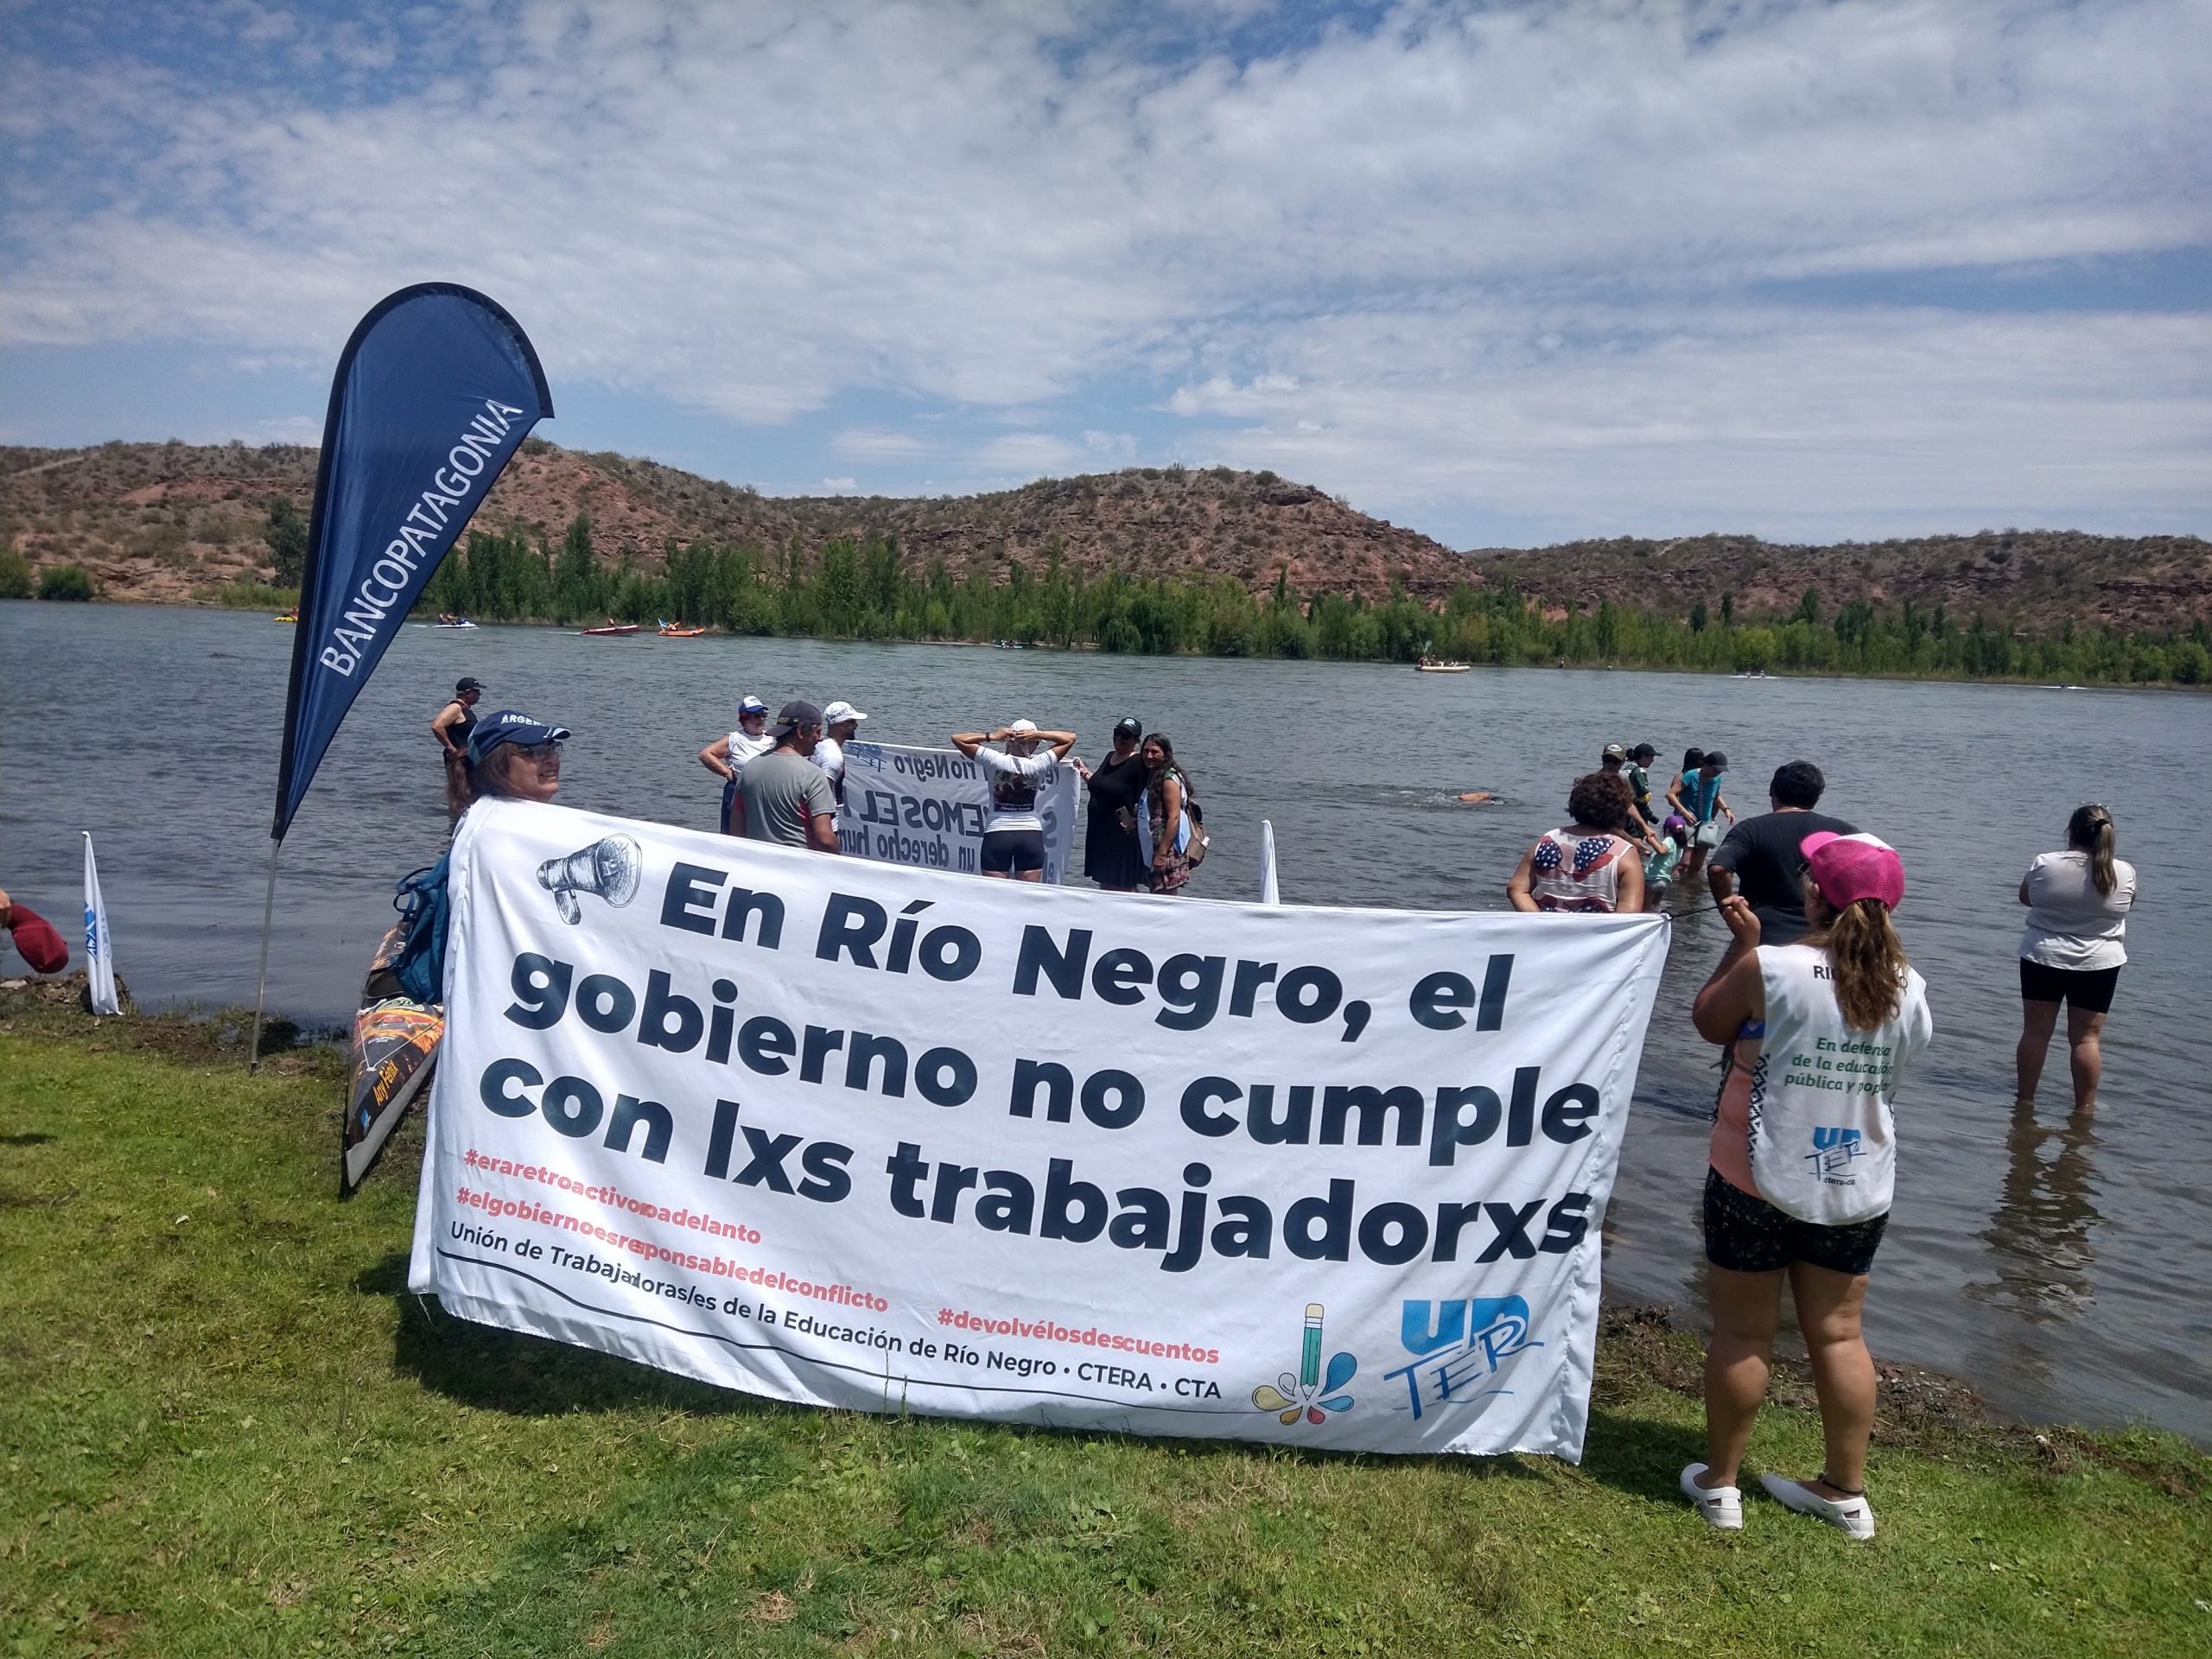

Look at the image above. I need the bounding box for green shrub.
[35,563,97,601]
[213,580,300,610]
[0,549,31,599]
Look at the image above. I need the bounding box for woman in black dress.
[1073,716,1147,891]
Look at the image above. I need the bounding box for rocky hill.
[4,439,2205,631]
[0,439,1471,605]
[1481,531,2212,636]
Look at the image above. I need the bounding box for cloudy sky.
[3,0,2206,547]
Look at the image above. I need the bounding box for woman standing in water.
[429,677,484,825]
[2016,804,2135,1112]
[1506,772,1646,914]
[1682,831,1933,1541]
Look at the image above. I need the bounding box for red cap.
[1801,830,1904,912]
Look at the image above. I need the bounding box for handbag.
[1179,769,1208,867]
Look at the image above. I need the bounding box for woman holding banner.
[467,709,570,805]
[1682,832,1932,1541]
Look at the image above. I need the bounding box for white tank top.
[1745,943,1933,1224]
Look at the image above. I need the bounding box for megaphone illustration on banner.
[537,835,643,925]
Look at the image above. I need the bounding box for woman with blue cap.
[465,709,571,809]
[699,696,772,834]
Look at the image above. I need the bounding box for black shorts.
[1702,1168,1888,1276]
[980,828,1045,874]
[2019,959,2120,1014]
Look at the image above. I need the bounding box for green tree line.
[406,513,2212,687]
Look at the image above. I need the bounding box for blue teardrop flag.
[270,283,551,839]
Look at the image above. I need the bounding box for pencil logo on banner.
[1249,1301,1357,1426]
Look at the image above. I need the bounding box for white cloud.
[821,475,857,492]
[1168,304,2212,538]
[254,413,323,442]
[972,431,1087,479]
[830,427,930,461]
[1,0,2205,537]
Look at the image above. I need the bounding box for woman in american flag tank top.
[1506,772,1646,914]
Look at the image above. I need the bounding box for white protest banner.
[835,741,1077,884]
[410,800,1669,1459]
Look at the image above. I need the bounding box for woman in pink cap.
[1680,830,1933,1541]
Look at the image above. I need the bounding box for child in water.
[1644,814,1690,907]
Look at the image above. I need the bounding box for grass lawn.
[3,1001,2207,1657]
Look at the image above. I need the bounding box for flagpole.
[247,838,281,1074]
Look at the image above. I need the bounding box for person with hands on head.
[952,718,1077,881]
[0,887,69,975]
[1072,715,1148,891]
[741,702,842,853]
[1682,831,1932,1542]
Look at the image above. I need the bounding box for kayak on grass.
[340,922,443,1198]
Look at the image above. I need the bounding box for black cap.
[1705,750,1728,768]
[1630,742,1656,760]
[456,677,485,695]
[1115,715,1142,738]
[773,699,824,737]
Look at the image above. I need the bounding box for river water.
[3,601,2205,1441]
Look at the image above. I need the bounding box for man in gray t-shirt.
[739,702,841,852]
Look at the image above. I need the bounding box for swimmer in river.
[1458,791,1495,804]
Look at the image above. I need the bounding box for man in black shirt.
[1708,760,1856,945]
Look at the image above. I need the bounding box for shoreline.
[5,595,2204,694]
[2,975,2195,1453]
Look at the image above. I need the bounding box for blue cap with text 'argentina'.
[467,709,571,766]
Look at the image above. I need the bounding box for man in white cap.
[952,718,1077,881]
[815,699,868,816]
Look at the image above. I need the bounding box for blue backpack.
[388,853,452,1006]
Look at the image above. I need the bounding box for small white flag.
[1259,818,1281,906]
[83,832,121,1015]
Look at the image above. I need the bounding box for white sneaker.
[1761,1473,1877,1540]
[1680,1463,1743,1529]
